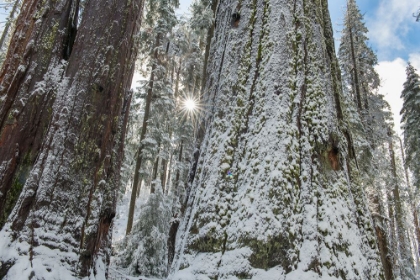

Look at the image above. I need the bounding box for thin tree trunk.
[161,158,168,193]
[388,192,399,278]
[348,26,363,112]
[373,192,395,280]
[389,135,415,277]
[399,137,420,259]
[126,34,161,235]
[136,180,143,198]
[151,155,160,194]
[413,209,420,257]
[166,152,173,195]
[174,61,181,98]
[0,0,21,52]
[174,141,183,197]
[167,217,179,272]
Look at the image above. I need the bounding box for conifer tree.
[0,0,143,277]
[337,1,419,278]
[126,0,179,235]
[170,0,384,278]
[401,64,420,274]
[339,0,380,116]
[0,0,21,66]
[401,63,420,192]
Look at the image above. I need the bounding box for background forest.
[0,0,419,279]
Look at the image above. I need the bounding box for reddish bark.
[0,0,143,277]
[0,0,78,228]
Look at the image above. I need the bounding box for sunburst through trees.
[178,93,204,128]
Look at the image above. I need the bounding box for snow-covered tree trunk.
[388,136,416,278]
[0,0,78,230]
[401,63,420,196]
[170,0,383,279]
[372,192,394,280]
[399,137,420,260]
[0,0,143,278]
[126,34,159,235]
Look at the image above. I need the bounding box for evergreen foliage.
[114,1,209,277]
[168,0,385,278]
[338,1,417,279]
[338,0,380,115]
[114,190,172,277]
[401,64,420,191]
[1,0,419,278]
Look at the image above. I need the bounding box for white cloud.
[408,53,420,69]
[375,53,420,136]
[367,0,418,51]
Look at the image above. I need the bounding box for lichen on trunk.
[170,0,384,279]
[0,0,143,278]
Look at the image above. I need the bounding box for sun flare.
[184,98,197,111]
[178,94,206,126]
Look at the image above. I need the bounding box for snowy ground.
[108,267,162,280]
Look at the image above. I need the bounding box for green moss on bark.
[0,151,33,229]
[241,235,291,272]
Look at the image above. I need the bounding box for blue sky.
[326,1,420,134]
[328,0,419,62]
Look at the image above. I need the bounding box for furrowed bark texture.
[0,0,78,229]
[0,0,142,278]
[171,0,384,279]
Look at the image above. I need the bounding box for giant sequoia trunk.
[0,0,79,229]
[0,0,142,278]
[170,0,384,279]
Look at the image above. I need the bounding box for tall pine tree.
[337,1,420,278]
[401,63,420,192]
[338,0,380,116]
